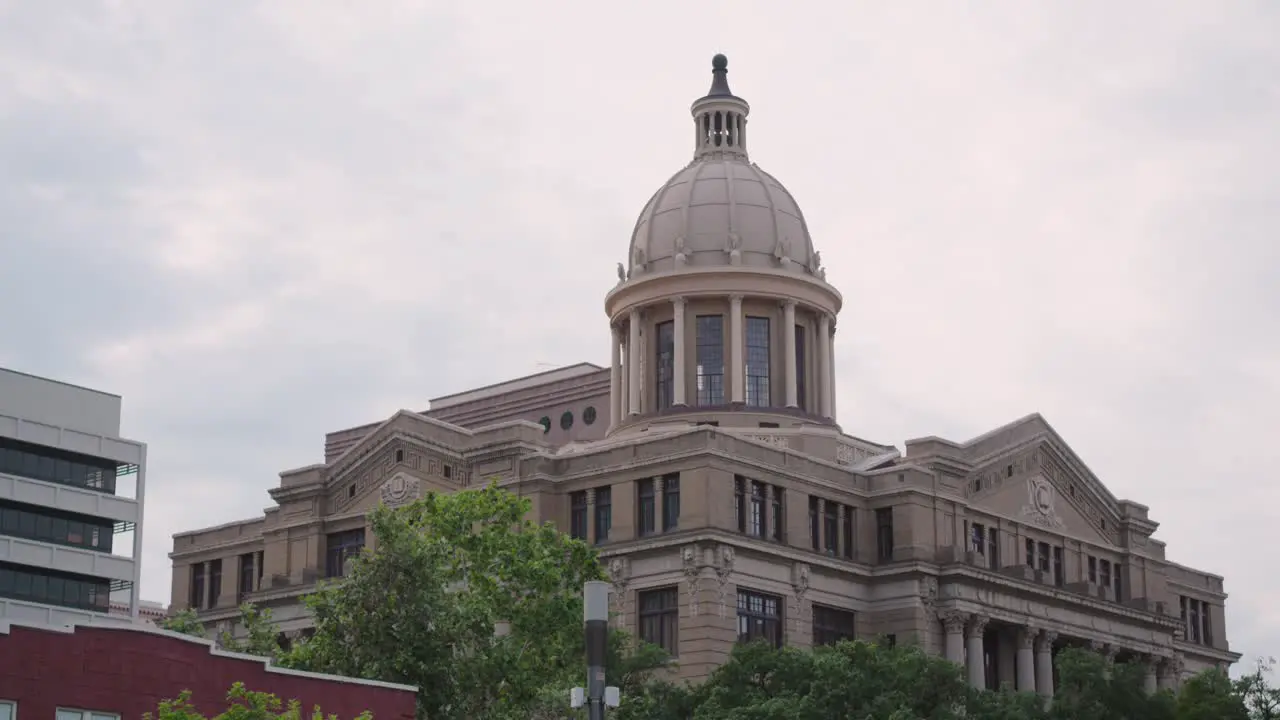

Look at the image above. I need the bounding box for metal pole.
[584,580,610,720]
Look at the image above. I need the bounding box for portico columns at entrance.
[1016,628,1036,693]
[966,615,989,689]
[1143,656,1159,695]
[1035,630,1057,699]
[782,300,797,407]
[941,611,967,665]
[672,297,687,406]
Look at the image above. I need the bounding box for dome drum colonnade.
[603,55,843,434]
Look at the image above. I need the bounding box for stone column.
[610,325,622,428]
[783,300,798,407]
[672,297,688,406]
[967,615,989,689]
[828,319,837,421]
[1157,654,1183,692]
[729,294,744,404]
[817,313,832,418]
[586,488,597,543]
[941,611,967,666]
[655,475,667,531]
[1143,656,1159,695]
[1035,630,1057,699]
[620,339,629,417]
[1016,627,1036,693]
[628,308,642,415]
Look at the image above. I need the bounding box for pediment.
[965,432,1123,547]
[323,413,472,515]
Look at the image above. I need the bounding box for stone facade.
[167,56,1240,692]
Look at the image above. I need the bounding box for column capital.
[939,610,968,634]
[1036,629,1058,652]
[1089,639,1105,653]
[1017,627,1036,650]
[729,293,744,303]
[671,295,687,308]
[587,488,597,505]
[782,298,797,310]
[967,614,989,639]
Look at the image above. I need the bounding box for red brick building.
[0,621,417,720]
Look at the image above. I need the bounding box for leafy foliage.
[145,683,369,720]
[159,607,208,638]
[278,483,668,720]
[159,604,281,659]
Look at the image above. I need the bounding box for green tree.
[159,604,281,659]
[279,483,669,720]
[146,682,369,720]
[1049,647,1175,720]
[1175,667,1249,720]
[1237,658,1280,720]
[220,604,284,658]
[680,639,1046,720]
[159,607,208,637]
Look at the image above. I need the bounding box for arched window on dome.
[746,317,771,407]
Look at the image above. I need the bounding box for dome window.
[560,411,574,431]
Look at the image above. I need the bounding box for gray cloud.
[1,0,1276,666]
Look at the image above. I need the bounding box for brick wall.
[0,623,416,720]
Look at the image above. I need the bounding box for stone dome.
[627,158,818,276]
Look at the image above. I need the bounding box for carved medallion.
[1021,476,1064,529]
[380,473,421,508]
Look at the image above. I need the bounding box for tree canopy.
[146,683,368,720]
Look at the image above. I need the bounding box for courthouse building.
[169,55,1239,694]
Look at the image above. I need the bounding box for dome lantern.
[691,54,751,162]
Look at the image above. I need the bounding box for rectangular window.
[841,506,854,559]
[637,478,656,536]
[662,474,680,531]
[638,587,679,656]
[1099,559,1112,594]
[875,508,894,563]
[0,500,114,553]
[1052,546,1065,587]
[771,487,784,542]
[1037,542,1050,573]
[1025,538,1034,567]
[812,605,856,646]
[255,550,264,583]
[1088,555,1098,583]
[1188,597,1202,643]
[0,562,109,612]
[737,589,783,647]
[57,710,119,720]
[237,553,255,603]
[0,700,12,720]
[808,496,820,551]
[325,529,365,578]
[569,491,588,540]
[970,522,985,554]
[1112,564,1122,600]
[655,321,675,411]
[823,501,838,555]
[695,315,725,406]
[208,559,222,608]
[734,476,746,532]
[795,325,807,412]
[190,562,205,609]
[748,481,766,538]
[1201,602,1212,645]
[0,436,120,496]
[745,316,771,407]
[987,526,1000,568]
[594,487,612,544]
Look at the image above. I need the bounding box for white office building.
[0,367,147,625]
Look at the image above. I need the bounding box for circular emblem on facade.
[1033,482,1053,514]
[380,473,421,508]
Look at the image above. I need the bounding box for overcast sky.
[2,1,1277,665]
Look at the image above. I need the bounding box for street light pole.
[583,580,610,720]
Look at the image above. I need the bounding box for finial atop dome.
[707,54,732,97]
[691,53,750,161]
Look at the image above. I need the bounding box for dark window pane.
[695,316,724,406]
[655,321,675,410]
[745,317,770,407]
